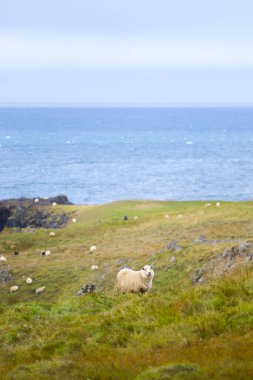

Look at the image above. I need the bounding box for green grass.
[0,200,253,379]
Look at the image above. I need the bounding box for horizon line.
[1,102,253,108]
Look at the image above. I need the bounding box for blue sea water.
[0,107,253,204]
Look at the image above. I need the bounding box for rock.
[10,285,19,293]
[91,265,98,270]
[89,245,97,253]
[195,235,208,243]
[26,277,33,284]
[222,246,239,259]
[192,269,204,284]
[13,251,19,256]
[36,286,45,294]
[239,242,251,254]
[76,284,98,296]
[0,269,11,283]
[0,255,7,261]
[167,240,181,252]
[0,196,71,231]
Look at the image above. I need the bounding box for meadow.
[0,200,253,379]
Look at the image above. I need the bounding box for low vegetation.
[0,200,253,379]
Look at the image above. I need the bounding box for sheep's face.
[141,265,154,280]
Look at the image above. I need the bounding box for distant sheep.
[0,256,7,262]
[72,218,77,223]
[36,286,45,294]
[91,265,98,270]
[10,285,19,293]
[26,277,33,284]
[90,245,97,253]
[49,232,55,237]
[116,265,154,294]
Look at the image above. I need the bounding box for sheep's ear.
[142,267,145,270]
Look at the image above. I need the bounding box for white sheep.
[52,202,57,207]
[90,245,97,253]
[36,286,45,294]
[49,232,55,237]
[216,202,221,207]
[116,265,154,294]
[72,218,77,223]
[34,198,40,203]
[26,277,33,284]
[0,255,7,262]
[10,285,19,293]
[91,265,98,270]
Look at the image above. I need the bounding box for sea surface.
[0,107,253,204]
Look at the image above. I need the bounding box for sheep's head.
[140,265,154,280]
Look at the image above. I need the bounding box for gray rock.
[167,240,181,252]
[191,269,204,284]
[0,269,12,284]
[76,284,98,296]
[239,242,251,254]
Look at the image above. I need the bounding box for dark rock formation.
[167,240,181,252]
[76,284,98,296]
[0,269,12,284]
[0,195,72,232]
[192,241,253,284]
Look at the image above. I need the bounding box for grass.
[0,200,253,379]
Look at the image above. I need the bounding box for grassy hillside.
[0,200,253,379]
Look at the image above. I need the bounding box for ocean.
[0,107,253,204]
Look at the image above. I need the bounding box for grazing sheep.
[164,214,170,218]
[10,285,19,293]
[49,232,55,237]
[90,245,97,253]
[45,250,51,256]
[216,202,221,207]
[72,218,77,223]
[133,216,139,220]
[26,277,33,284]
[52,202,57,207]
[204,203,212,208]
[0,255,7,262]
[116,265,154,294]
[91,265,98,270]
[34,198,40,203]
[36,286,45,294]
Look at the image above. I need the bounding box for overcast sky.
[1,0,253,105]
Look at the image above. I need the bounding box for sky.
[0,0,253,105]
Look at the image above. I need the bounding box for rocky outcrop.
[76,284,98,296]
[192,241,253,284]
[0,195,72,232]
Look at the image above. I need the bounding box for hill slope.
[0,200,253,379]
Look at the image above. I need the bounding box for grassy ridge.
[0,201,253,379]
